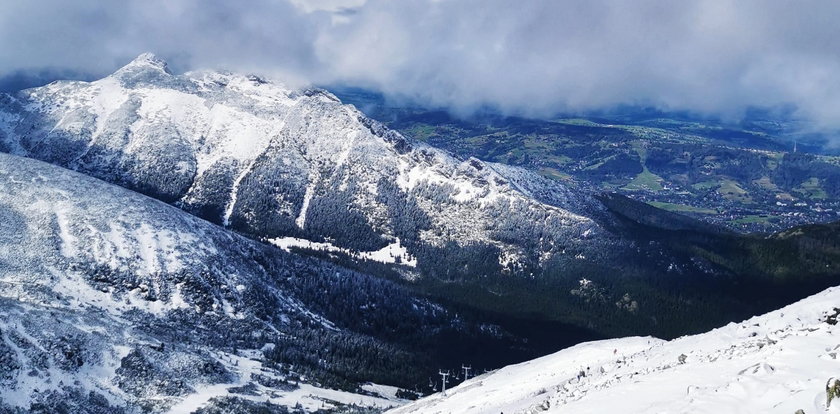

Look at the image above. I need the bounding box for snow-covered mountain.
[0,53,602,275]
[0,151,478,412]
[389,286,840,413]
[1,53,837,348]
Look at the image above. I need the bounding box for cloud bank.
[2,0,840,128]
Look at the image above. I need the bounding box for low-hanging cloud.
[2,0,840,129]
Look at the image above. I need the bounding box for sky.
[2,0,840,129]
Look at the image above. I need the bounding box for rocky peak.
[124,52,171,72]
[110,52,173,85]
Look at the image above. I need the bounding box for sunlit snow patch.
[269,237,417,267]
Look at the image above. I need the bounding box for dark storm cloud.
[3,0,840,129]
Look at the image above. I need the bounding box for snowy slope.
[0,152,458,413]
[0,53,601,274]
[389,286,840,413]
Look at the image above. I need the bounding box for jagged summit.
[120,52,171,73]
[109,52,174,85]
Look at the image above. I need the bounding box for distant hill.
[331,86,840,233]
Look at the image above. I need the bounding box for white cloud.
[289,0,366,14]
[2,0,840,130]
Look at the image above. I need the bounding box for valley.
[333,87,840,233]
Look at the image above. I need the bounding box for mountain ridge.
[0,53,602,267]
[1,53,838,345]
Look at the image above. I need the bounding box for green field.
[623,143,664,192]
[717,178,752,204]
[624,168,663,191]
[647,201,717,214]
[730,215,777,225]
[794,177,827,199]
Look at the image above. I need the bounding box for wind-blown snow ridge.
[390,286,840,413]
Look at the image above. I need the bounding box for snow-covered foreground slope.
[0,152,465,412]
[390,286,840,413]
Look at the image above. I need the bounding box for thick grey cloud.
[2,0,840,129]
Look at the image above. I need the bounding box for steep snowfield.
[0,53,601,273]
[0,152,436,412]
[390,286,840,413]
